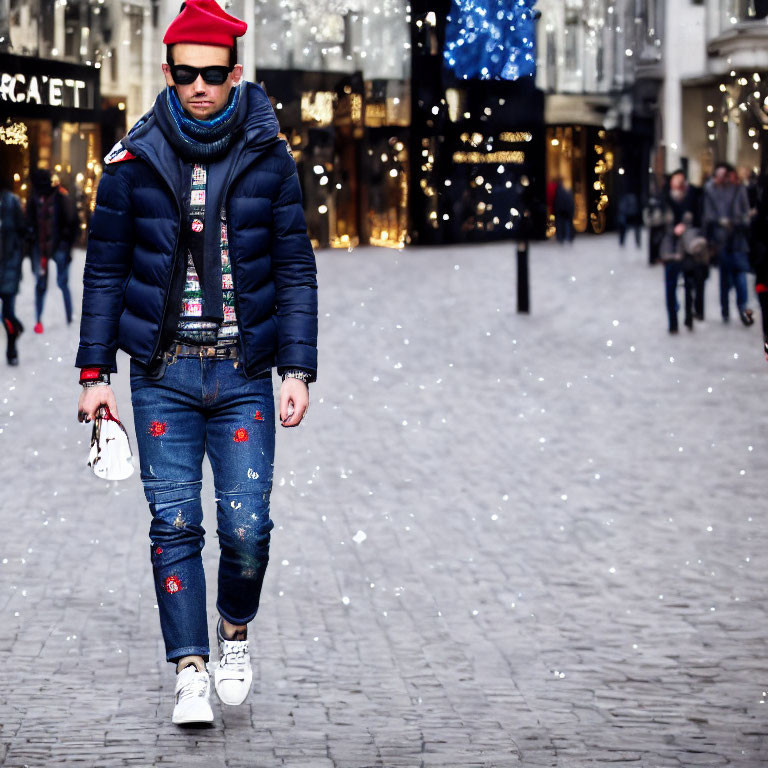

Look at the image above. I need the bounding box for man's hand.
[78,385,119,423]
[280,378,309,428]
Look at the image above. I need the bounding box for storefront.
[408,0,547,245]
[258,68,410,250]
[545,125,616,235]
[0,51,101,242]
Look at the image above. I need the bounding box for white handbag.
[87,405,135,481]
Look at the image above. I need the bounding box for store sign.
[0,73,90,108]
[0,52,99,119]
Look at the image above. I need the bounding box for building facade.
[0,0,553,249]
[557,0,768,195]
[0,0,163,238]
[248,0,411,248]
[667,0,768,184]
[534,0,665,234]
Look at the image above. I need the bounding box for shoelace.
[177,670,209,702]
[219,639,249,676]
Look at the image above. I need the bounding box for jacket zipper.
[220,137,282,376]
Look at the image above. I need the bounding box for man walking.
[75,0,318,725]
[703,162,754,326]
[26,168,77,333]
[660,169,710,332]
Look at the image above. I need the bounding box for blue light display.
[443,0,538,81]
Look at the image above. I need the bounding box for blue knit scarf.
[159,84,242,162]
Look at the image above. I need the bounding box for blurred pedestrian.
[75,0,317,726]
[645,182,666,265]
[617,189,642,248]
[553,179,575,244]
[26,167,77,334]
[703,162,754,326]
[0,174,26,365]
[660,170,705,333]
[750,171,768,360]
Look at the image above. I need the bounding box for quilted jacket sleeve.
[271,146,319,382]
[75,166,134,372]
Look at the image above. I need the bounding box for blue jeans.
[664,260,699,331]
[34,245,72,323]
[555,216,574,243]
[718,249,749,319]
[130,355,275,663]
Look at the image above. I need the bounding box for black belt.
[166,343,239,360]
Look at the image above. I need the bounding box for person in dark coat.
[0,175,26,364]
[75,0,318,726]
[645,185,666,265]
[26,167,77,333]
[703,162,754,326]
[617,189,642,247]
[660,169,707,333]
[553,179,575,244]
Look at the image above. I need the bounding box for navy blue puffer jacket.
[75,82,318,381]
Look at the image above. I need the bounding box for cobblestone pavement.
[1,234,767,767]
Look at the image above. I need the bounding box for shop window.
[564,18,580,75]
[64,2,89,61]
[721,0,768,23]
[545,27,557,92]
[127,6,143,72]
[301,92,336,128]
[747,0,768,17]
[546,126,587,234]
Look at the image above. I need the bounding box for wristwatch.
[80,367,111,387]
[281,369,312,384]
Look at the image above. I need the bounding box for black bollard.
[517,239,530,314]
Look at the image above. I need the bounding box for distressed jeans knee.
[145,480,206,567]
[215,489,275,625]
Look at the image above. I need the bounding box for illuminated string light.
[453,150,525,164]
[704,66,766,166]
[0,122,28,149]
[444,0,538,81]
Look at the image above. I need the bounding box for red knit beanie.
[163,0,247,48]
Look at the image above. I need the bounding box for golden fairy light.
[452,150,525,164]
[0,122,29,149]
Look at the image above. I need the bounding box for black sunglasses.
[170,64,233,86]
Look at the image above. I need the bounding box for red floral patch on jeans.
[149,421,167,437]
[233,428,249,442]
[164,575,181,594]
[253,411,264,421]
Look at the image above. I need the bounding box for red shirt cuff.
[79,367,102,381]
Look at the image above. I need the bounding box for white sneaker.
[214,619,253,706]
[172,664,214,725]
